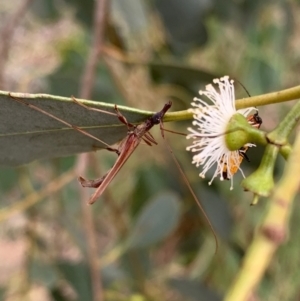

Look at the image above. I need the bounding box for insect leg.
[78,173,108,188]
[9,93,119,154]
[71,96,117,116]
[114,105,135,129]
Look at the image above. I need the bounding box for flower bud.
[225,113,265,151]
[241,145,278,197]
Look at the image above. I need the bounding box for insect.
[8,94,218,250]
[8,93,171,202]
[222,111,263,180]
[79,101,172,204]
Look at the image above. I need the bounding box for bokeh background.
[1,1,300,300]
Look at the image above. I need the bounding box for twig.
[77,0,108,300]
[80,0,107,98]
[75,153,104,301]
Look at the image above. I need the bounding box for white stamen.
[186,76,256,188]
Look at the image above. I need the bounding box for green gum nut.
[225,113,265,151]
[241,145,279,197]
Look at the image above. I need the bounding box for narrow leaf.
[0,91,156,166]
[127,191,181,249]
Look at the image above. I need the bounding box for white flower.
[186,76,256,190]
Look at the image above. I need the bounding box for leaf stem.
[267,100,300,145]
[164,85,300,122]
[235,85,300,109]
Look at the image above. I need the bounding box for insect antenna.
[234,79,251,97]
[71,96,117,116]
[159,123,219,253]
[162,128,187,136]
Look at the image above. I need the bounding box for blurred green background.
[0,0,300,300]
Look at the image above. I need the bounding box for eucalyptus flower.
[186,76,257,189]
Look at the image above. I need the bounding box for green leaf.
[0,91,157,166]
[58,260,92,300]
[127,191,181,249]
[154,0,209,53]
[30,260,58,288]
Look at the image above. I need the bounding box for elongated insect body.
[79,102,172,204]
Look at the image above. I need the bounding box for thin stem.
[267,100,300,145]
[164,109,193,122]
[279,144,292,160]
[163,85,300,122]
[235,85,300,109]
[75,154,104,301]
[163,135,219,253]
[80,0,107,99]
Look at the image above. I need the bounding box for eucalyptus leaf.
[155,0,210,53]
[127,191,181,249]
[101,264,126,287]
[58,260,92,300]
[30,260,58,288]
[0,91,158,166]
[120,249,151,281]
[111,0,149,33]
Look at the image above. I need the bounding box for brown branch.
[77,0,108,301]
[80,0,108,99]
[75,153,104,301]
[0,0,34,88]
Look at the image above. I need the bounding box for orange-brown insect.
[9,93,171,203]
[9,94,219,250]
[79,102,172,204]
[222,111,263,180]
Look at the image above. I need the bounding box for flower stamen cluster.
[186,76,256,189]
